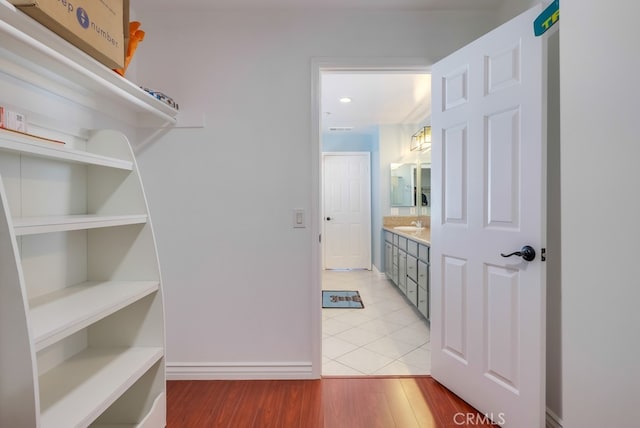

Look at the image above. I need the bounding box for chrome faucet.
[411,220,423,228]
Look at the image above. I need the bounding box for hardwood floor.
[167,376,497,427]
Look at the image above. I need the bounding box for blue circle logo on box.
[76,8,90,29]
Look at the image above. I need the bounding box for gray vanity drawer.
[407,254,418,282]
[407,240,418,257]
[418,285,428,319]
[418,260,428,288]
[385,231,393,243]
[406,278,418,307]
[398,251,407,292]
[419,244,429,262]
[398,236,407,250]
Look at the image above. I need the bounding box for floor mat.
[322,290,364,309]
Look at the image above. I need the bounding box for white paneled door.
[322,153,371,270]
[431,5,547,428]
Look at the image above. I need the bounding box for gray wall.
[132,2,640,425]
[132,1,574,423]
[132,6,497,377]
[561,1,640,426]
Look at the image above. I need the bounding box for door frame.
[310,57,430,377]
[321,151,372,271]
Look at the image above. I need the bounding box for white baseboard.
[166,361,316,380]
[372,265,385,277]
[546,408,563,428]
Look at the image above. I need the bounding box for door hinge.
[319,234,322,243]
[541,248,546,261]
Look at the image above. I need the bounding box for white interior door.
[430,5,547,427]
[322,152,371,270]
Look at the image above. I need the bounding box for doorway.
[314,61,432,376]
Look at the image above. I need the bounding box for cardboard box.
[0,107,27,133]
[10,0,129,69]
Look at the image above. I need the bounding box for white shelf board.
[0,1,177,126]
[0,128,133,170]
[91,392,166,428]
[38,347,164,428]
[13,214,148,236]
[30,281,160,352]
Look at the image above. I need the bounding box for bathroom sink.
[394,226,424,231]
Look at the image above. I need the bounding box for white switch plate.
[293,208,306,228]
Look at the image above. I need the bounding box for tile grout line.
[322,270,431,376]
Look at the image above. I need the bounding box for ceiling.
[130,0,505,135]
[321,72,431,135]
[132,0,504,10]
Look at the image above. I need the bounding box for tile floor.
[322,269,431,376]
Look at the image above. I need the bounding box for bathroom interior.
[320,71,433,376]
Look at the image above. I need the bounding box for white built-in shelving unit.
[0,1,176,426]
[0,129,167,427]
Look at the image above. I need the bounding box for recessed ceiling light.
[339,97,352,103]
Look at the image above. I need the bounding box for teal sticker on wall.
[534,0,559,36]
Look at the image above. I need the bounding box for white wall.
[561,1,640,426]
[132,6,497,378]
[497,0,540,22]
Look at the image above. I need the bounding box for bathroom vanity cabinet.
[384,229,430,321]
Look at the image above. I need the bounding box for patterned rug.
[322,290,364,309]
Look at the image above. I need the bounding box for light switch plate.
[293,208,306,228]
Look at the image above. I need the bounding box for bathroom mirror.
[390,163,416,207]
[419,163,431,215]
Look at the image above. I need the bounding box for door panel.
[486,108,520,227]
[431,5,546,427]
[443,67,469,110]
[442,255,467,363]
[485,264,519,393]
[486,44,521,94]
[322,153,371,270]
[443,125,468,224]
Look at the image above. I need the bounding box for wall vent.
[328,127,353,132]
